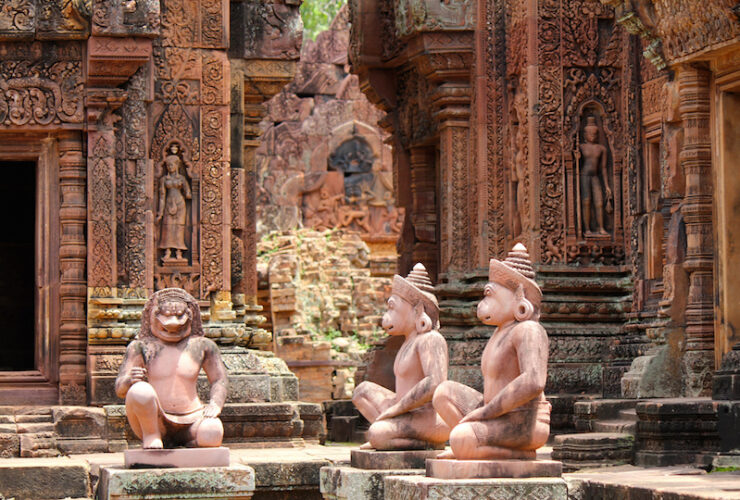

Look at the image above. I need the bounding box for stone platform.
[350,449,441,469]
[320,449,442,500]
[320,466,422,500]
[124,447,230,468]
[4,446,740,499]
[384,475,568,500]
[426,458,562,479]
[99,464,255,499]
[552,432,634,471]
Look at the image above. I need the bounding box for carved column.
[434,83,472,274]
[678,65,714,396]
[409,146,438,279]
[58,132,88,404]
[87,89,126,290]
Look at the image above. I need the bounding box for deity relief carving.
[508,82,528,239]
[299,136,403,239]
[576,115,612,237]
[156,142,193,265]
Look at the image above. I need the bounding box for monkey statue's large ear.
[414,302,433,333]
[514,284,534,322]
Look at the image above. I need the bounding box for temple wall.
[0,0,304,405]
[348,0,740,422]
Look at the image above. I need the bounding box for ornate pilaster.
[678,65,714,396]
[58,132,88,404]
[433,84,472,274]
[87,89,126,290]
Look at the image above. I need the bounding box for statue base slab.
[320,466,423,500]
[124,447,230,468]
[384,475,567,500]
[426,458,562,479]
[351,449,442,470]
[99,465,255,500]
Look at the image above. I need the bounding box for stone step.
[15,413,54,424]
[618,408,637,421]
[574,399,638,433]
[0,457,90,499]
[552,432,635,472]
[16,422,55,434]
[592,419,636,434]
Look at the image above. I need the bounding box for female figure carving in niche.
[157,142,192,264]
[578,115,612,236]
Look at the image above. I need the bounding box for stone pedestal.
[552,432,634,471]
[351,449,442,470]
[99,465,255,500]
[426,459,562,480]
[124,447,230,468]
[320,465,423,500]
[635,398,719,466]
[384,476,568,500]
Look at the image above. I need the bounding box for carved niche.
[559,1,631,266]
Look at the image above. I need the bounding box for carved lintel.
[87,36,152,87]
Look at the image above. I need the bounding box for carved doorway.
[0,161,36,372]
[715,85,740,366]
[0,137,60,404]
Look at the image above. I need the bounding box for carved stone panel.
[0,42,84,128]
[92,0,161,36]
[231,0,302,60]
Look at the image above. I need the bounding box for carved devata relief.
[152,136,201,295]
[156,142,193,264]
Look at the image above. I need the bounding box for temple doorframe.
[0,134,60,404]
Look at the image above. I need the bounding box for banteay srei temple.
[1,0,740,498]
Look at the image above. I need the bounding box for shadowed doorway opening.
[0,161,36,371]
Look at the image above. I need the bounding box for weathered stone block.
[124,447,230,468]
[320,466,422,500]
[351,449,441,470]
[0,433,19,457]
[99,465,255,500]
[635,398,719,466]
[426,459,562,480]
[0,458,90,500]
[384,476,568,500]
[552,432,634,472]
[53,406,107,438]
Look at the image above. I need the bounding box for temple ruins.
[0,0,739,499]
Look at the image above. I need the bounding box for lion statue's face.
[149,299,193,343]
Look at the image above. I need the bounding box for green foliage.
[711,466,740,473]
[300,0,346,40]
[322,327,343,341]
